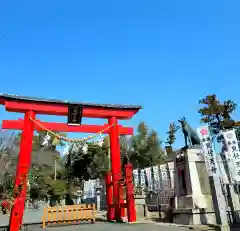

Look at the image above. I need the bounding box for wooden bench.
[42,204,96,228]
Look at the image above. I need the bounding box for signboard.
[68,105,83,126]
[222,129,240,182]
[197,126,218,176]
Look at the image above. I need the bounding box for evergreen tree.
[130,122,165,168]
[68,141,109,182]
[11,131,67,202]
[68,122,164,182]
[165,122,179,152]
[198,94,237,136]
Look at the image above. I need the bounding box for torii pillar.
[108,117,122,221]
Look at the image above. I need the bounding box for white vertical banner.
[222,129,240,182]
[132,169,139,187]
[83,180,89,199]
[198,128,230,227]
[160,164,169,188]
[220,130,235,183]
[159,167,163,189]
[91,179,96,197]
[145,167,153,191]
[88,180,93,197]
[167,161,175,189]
[197,126,218,176]
[152,165,160,190]
[140,169,146,189]
[215,154,229,184]
[84,180,89,192]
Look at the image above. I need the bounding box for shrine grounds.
[1,210,240,231]
[16,223,193,231]
[11,223,240,231]
[0,203,239,231]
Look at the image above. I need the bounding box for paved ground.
[0,208,107,226]
[0,207,44,226]
[0,201,109,226]
[1,214,240,231]
[0,204,238,231]
[26,222,191,231]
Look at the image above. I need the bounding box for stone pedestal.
[174,147,216,225]
[135,194,148,219]
[96,187,102,210]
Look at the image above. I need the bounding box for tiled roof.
[0,93,142,110]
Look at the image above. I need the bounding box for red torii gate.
[0,94,141,231]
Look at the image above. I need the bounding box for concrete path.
[0,201,47,226]
[0,208,43,226]
[26,222,191,231]
[0,209,107,226]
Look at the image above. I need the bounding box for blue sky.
[0,0,239,150]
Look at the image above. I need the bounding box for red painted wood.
[108,117,122,222]
[9,111,35,231]
[0,97,140,229]
[124,163,136,222]
[5,101,139,119]
[119,181,125,218]
[105,172,115,221]
[2,119,133,135]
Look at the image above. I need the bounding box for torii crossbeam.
[0,94,141,231]
[2,119,133,134]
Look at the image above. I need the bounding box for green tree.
[46,179,67,199]
[14,131,68,203]
[130,122,165,168]
[198,94,237,136]
[71,142,109,179]
[103,135,132,168]
[165,122,179,153]
[120,135,132,164]
[28,156,68,206]
[67,122,164,188]
[66,141,109,194]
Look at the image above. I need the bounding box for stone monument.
[173,147,216,225]
[173,118,216,225]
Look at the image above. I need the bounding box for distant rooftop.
[0,93,142,110]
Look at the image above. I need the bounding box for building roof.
[0,93,142,110]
